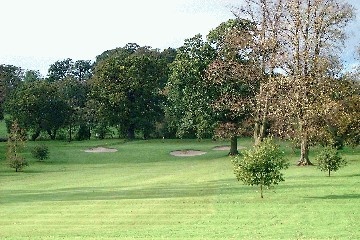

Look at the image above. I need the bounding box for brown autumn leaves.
[206,0,359,165]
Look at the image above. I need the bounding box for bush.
[232,138,289,198]
[316,146,347,177]
[31,144,49,161]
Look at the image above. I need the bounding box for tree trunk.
[254,120,267,146]
[254,122,261,146]
[229,136,239,156]
[254,88,269,146]
[68,123,72,142]
[31,130,41,141]
[297,136,312,166]
[328,169,331,177]
[47,129,56,140]
[260,184,263,198]
[127,124,135,139]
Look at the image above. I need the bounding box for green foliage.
[23,70,41,82]
[316,146,347,176]
[165,34,216,138]
[5,80,71,140]
[48,58,93,82]
[232,138,289,198]
[206,19,262,154]
[31,144,49,161]
[90,44,169,139]
[7,120,28,172]
[0,64,24,119]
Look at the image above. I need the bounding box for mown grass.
[0,137,359,239]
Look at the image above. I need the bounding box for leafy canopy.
[232,138,289,198]
[316,146,347,177]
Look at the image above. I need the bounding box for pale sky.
[0,0,359,76]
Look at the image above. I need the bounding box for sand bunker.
[212,145,245,151]
[170,150,207,157]
[84,147,118,153]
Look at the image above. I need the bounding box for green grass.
[0,138,359,239]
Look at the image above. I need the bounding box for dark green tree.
[73,60,93,81]
[165,34,216,138]
[0,64,23,119]
[5,81,71,140]
[47,58,93,82]
[90,44,168,139]
[57,77,89,141]
[31,144,49,161]
[47,58,74,81]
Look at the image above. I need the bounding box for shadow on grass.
[0,180,240,204]
[341,174,360,178]
[306,194,360,200]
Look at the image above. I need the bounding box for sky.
[0,0,359,76]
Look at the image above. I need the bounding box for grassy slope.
[0,138,359,239]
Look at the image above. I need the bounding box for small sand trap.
[170,150,207,157]
[84,147,118,153]
[212,146,245,151]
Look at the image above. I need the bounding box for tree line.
[0,0,359,165]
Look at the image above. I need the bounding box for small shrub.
[316,146,347,177]
[232,138,289,198]
[31,144,49,161]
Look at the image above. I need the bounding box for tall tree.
[165,34,216,138]
[48,58,93,82]
[57,77,89,141]
[24,70,42,82]
[236,0,285,145]
[73,60,93,81]
[205,19,262,155]
[47,58,74,81]
[236,0,354,164]
[5,81,71,140]
[0,64,23,119]
[90,44,167,139]
[280,0,354,165]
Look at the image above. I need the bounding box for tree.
[315,146,347,176]
[5,81,71,140]
[73,60,93,81]
[165,34,216,138]
[90,44,168,139]
[47,58,74,81]
[7,120,28,172]
[0,64,23,119]
[315,77,360,148]
[57,77,89,141]
[278,0,354,165]
[236,0,355,165]
[31,144,49,161]
[234,0,285,145]
[232,138,289,198]
[205,19,262,155]
[24,70,42,82]
[47,59,93,82]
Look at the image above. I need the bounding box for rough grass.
[0,138,359,239]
